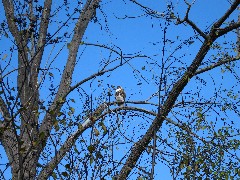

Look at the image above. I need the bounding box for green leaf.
[61,171,68,177]
[78,123,83,130]
[51,172,57,179]
[70,98,75,103]
[90,156,94,165]
[49,110,55,115]
[188,40,194,45]
[225,173,228,180]
[197,112,203,118]
[57,97,65,104]
[20,147,26,153]
[32,140,38,147]
[39,132,45,139]
[49,72,54,77]
[67,43,71,49]
[102,145,108,149]
[2,54,7,60]
[74,146,79,154]
[37,163,44,168]
[94,128,100,136]
[53,120,60,131]
[87,145,95,153]
[180,162,184,169]
[65,164,71,169]
[101,123,107,135]
[60,119,66,126]
[4,32,9,38]
[69,107,75,113]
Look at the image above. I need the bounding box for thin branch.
[195,56,240,75]
[150,129,156,179]
[216,21,240,37]
[0,96,11,122]
[177,4,207,39]
[69,62,126,96]
[82,42,123,57]
[185,18,207,39]
[38,41,128,178]
[130,0,165,18]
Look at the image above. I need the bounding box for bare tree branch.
[37,103,106,179]
[2,0,21,43]
[117,1,240,178]
[38,0,101,158]
[177,4,207,39]
[0,96,19,178]
[130,0,165,18]
[68,60,128,96]
[216,21,240,37]
[38,100,183,179]
[195,56,240,75]
[185,19,207,39]
[212,0,240,29]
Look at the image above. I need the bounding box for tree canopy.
[0,0,240,179]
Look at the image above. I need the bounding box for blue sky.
[0,0,239,179]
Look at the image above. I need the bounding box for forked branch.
[117,1,240,178]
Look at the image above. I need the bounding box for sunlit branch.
[195,56,240,75]
[126,101,159,107]
[2,0,20,42]
[130,0,164,18]
[68,62,126,96]
[216,21,240,37]
[173,101,221,107]
[33,0,52,70]
[0,96,12,128]
[38,0,101,155]
[38,53,131,177]
[81,42,123,58]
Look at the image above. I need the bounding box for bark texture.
[0,0,101,179]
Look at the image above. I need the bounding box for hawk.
[115,86,126,107]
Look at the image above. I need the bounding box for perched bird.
[115,86,126,107]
